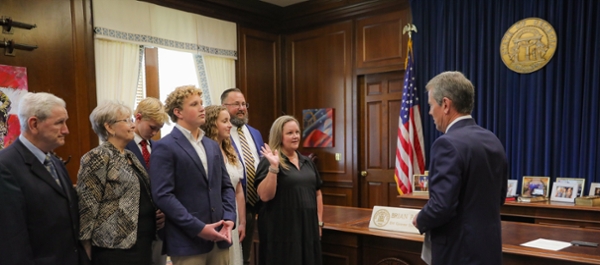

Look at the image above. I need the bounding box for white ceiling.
[260,0,308,7]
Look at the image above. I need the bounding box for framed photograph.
[412,174,429,195]
[550,182,578,202]
[556,178,585,197]
[507,179,518,197]
[589,183,600,196]
[521,176,550,197]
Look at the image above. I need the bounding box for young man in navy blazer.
[126,97,169,265]
[221,88,265,265]
[151,86,236,265]
[413,71,508,265]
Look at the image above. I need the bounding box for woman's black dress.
[255,152,323,265]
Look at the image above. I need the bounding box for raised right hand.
[260,144,279,167]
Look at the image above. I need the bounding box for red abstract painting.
[0,64,29,149]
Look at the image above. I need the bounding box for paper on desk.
[520,238,572,251]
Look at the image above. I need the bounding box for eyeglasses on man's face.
[224,102,250,109]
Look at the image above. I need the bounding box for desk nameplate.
[368,206,420,234]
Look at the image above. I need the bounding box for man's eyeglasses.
[112,118,135,124]
[224,102,250,109]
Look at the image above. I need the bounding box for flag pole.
[394,23,425,195]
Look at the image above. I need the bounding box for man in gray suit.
[0,92,89,265]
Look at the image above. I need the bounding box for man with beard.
[221,88,265,265]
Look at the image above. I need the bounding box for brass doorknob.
[361,171,367,177]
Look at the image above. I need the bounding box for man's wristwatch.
[318,221,324,227]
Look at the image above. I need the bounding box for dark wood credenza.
[397,194,600,229]
[321,205,600,265]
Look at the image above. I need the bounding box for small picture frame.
[412,174,429,195]
[589,183,600,196]
[521,176,550,197]
[556,178,585,197]
[507,179,518,197]
[550,182,578,202]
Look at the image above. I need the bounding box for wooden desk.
[321,205,600,265]
[397,194,600,229]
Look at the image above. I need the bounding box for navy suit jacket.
[416,118,508,265]
[230,124,264,210]
[0,139,88,265]
[126,139,155,170]
[150,127,236,257]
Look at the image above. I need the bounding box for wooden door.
[359,71,405,208]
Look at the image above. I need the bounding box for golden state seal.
[373,209,390,227]
[500,18,557,74]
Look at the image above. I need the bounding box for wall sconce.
[1,16,37,34]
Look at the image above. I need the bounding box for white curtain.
[93,0,237,59]
[94,39,140,110]
[203,55,236,105]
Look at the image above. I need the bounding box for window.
[135,47,200,137]
[157,48,200,136]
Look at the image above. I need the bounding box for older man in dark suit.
[151,86,236,265]
[0,92,89,265]
[413,71,508,265]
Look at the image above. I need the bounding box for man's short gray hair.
[426,71,475,115]
[18,92,66,133]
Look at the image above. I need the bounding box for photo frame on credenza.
[507,179,517,197]
[589,183,600,197]
[521,176,550,197]
[556,178,585,197]
[412,174,429,195]
[550,182,578,203]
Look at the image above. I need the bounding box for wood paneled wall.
[0,0,97,181]
[237,27,281,138]
[285,21,356,206]
[237,6,412,207]
[356,10,410,74]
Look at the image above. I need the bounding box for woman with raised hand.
[255,115,323,265]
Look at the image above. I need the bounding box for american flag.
[394,39,426,195]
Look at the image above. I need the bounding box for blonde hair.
[201,105,239,165]
[134,97,170,125]
[268,115,300,170]
[164,85,203,123]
